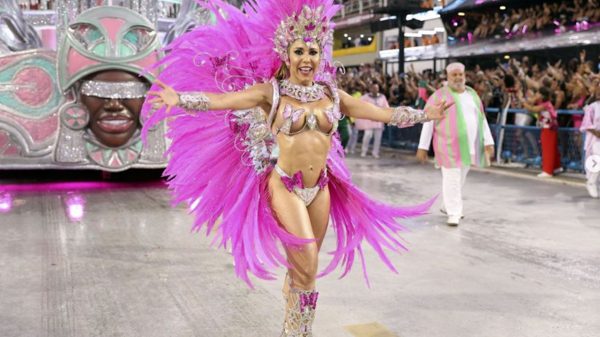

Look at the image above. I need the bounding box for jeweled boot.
[280,287,319,337]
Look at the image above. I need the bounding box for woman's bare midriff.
[275,131,331,187]
[270,96,334,188]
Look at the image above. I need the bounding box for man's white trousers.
[441,166,470,217]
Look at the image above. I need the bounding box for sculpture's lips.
[96,111,135,133]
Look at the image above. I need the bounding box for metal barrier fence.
[382,107,586,173]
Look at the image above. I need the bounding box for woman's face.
[287,39,321,86]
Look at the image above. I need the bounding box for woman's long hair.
[274,62,289,81]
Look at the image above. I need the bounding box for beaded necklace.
[279,79,325,103]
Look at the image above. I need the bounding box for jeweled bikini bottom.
[274,164,329,206]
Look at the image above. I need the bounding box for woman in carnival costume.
[143,0,450,335]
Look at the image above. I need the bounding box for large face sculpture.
[79,70,147,148]
[54,6,163,169]
[57,6,161,143]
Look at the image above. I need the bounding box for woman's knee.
[288,243,319,289]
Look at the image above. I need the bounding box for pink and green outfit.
[418,85,494,221]
[426,86,491,169]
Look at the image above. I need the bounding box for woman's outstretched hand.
[424,100,453,121]
[147,79,179,114]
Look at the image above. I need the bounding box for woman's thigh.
[269,172,315,239]
[307,187,330,251]
[269,172,319,288]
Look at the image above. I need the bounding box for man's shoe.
[537,172,553,178]
[586,183,599,198]
[553,167,565,175]
[447,216,460,226]
[440,208,464,219]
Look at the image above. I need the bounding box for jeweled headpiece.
[273,5,334,62]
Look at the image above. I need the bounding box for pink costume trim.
[299,291,319,311]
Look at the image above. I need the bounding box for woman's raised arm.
[148,79,272,114]
[337,89,451,128]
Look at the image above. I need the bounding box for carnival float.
[0,0,211,171]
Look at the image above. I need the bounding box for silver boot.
[280,287,319,337]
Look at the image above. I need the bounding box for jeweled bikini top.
[268,79,341,136]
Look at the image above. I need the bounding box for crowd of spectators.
[445,0,600,42]
[337,50,600,129]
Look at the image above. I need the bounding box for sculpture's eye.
[68,23,106,55]
[121,26,156,56]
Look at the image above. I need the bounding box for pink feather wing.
[141,0,434,287]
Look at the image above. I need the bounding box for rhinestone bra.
[273,80,342,136]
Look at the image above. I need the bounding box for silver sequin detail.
[268,78,281,127]
[280,288,319,337]
[178,92,210,112]
[388,106,429,127]
[23,10,56,26]
[232,107,275,173]
[279,80,325,103]
[80,80,148,99]
[306,113,318,131]
[140,123,167,162]
[56,128,86,163]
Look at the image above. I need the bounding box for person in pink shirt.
[357,83,388,158]
[581,85,600,198]
[520,87,562,178]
